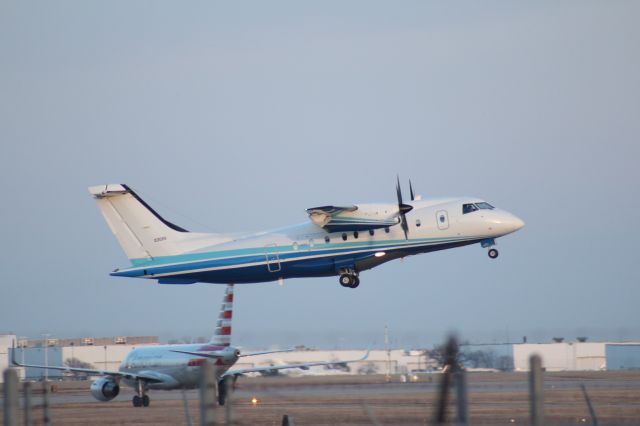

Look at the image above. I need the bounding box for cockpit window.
[462,203,478,214]
[463,202,495,214]
[476,202,494,210]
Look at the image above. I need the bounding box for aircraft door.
[264,243,281,272]
[436,210,449,230]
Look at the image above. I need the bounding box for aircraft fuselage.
[118,344,237,390]
[110,197,524,285]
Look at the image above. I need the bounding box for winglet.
[360,348,371,361]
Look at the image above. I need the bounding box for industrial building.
[1,335,159,380]
[0,334,24,381]
[1,334,433,379]
[513,340,640,371]
[5,334,640,381]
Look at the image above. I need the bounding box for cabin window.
[353,231,359,239]
[462,203,478,214]
[324,235,330,243]
[342,233,347,241]
[369,229,374,236]
[384,227,390,233]
[416,219,421,227]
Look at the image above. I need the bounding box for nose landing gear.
[481,239,499,260]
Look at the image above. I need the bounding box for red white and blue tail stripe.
[211,284,233,346]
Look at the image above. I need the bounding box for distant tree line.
[427,345,514,371]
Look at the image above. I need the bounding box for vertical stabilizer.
[88,184,189,261]
[210,285,234,347]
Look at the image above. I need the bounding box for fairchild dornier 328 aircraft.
[88,180,524,289]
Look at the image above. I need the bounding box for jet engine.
[220,347,241,362]
[90,377,120,401]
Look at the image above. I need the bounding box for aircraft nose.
[488,211,525,235]
[503,213,525,233]
[512,215,525,231]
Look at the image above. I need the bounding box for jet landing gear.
[132,381,150,407]
[132,395,149,407]
[481,238,499,259]
[339,269,360,288]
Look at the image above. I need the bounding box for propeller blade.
[400,215,409,239]
[396,175,403,206]
[395,176,412,239]
[409,180,415,201]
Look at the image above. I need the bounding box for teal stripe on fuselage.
[125,236,475,273]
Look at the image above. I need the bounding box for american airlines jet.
[88,180,524,288]
[12,286,367,407]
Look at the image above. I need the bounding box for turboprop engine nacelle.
[90,377,120,401]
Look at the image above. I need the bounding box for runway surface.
[3,371,640,425]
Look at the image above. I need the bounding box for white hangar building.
[513,340,640,371]
[5,336,159,380]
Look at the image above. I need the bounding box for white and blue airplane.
[13,285,368,407]
[88,180,524,288]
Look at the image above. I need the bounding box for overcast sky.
[1,1,639,349]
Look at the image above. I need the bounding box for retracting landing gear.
[132,380,150,407]
[339,269,360,288]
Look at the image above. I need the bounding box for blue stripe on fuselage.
[111,237,483,283]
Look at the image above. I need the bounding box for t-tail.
[88,184,230,266]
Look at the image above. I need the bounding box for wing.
[169,350,228,358]
[223,350,369,377]
[11,350,163,383]
[306,205,398,232]
[238,349,294,358]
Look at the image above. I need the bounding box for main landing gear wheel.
[132,394,150,407]
[488,248,499,259]
[339,274,353,287]
[133,380,149,407]
[218,379,227,406]
[339,274,360,288]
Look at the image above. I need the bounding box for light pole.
[384,325,391,380]
[42,333,50,381]
[18,336,27,364]
[104,345,107,370]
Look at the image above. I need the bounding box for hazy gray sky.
[1,1,639,348]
